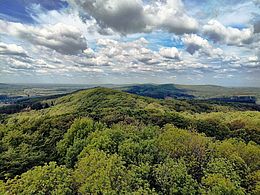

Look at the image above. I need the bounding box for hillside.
[177,84,260,100]
[0,87,259,194]
[121,84,195,99]
[121,84,260,104]
[0,83,91,97]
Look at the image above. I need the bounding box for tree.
[201,174,245,195]
[195,118,230,140]
[201,158,245,195]
[156,125,212,180]
[0,180,5,194]
[153,158,198,194]
[4,162,74,195]
[74,149,129,194]
[214,139,260,171]
[56,118,105,167]
[246,170,260,195]
[127,163,156,194]
[118,138,158,165]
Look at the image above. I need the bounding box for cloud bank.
[0,0,259,86]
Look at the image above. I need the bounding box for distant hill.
[1,83,260,104]
[121,84,195,99]
[121,84,260,104]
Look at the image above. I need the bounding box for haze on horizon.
[0,0,259,87]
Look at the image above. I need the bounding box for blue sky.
[0,0,259,86]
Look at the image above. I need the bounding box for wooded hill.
[0,87,259,194]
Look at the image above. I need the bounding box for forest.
[0,87,259,194]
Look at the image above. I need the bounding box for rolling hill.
[0,87,259,194]
[121,84,260,104]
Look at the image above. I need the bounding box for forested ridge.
[0,87,259,194]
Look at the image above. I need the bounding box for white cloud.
[83,48,95,57]
[67,0,199,35]
[203,20,253,45]
[248,56,259,62]
[0,20,88,55]
[8,58,33,70]
[159,47,181,60]
[244,56,260,68]
[0,42,28,57]
[182,34,223,56]
[0,35,240,77]
[0,1,258,85]
[146,0,199,34]
[29,3,117,38]
[67,0,148,34]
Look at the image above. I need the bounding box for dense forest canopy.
[0,87,259,194]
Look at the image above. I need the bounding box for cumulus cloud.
[202,20,253,45]
[0,34,244,78]
[93,37,227,74]
[86,37,201,73]
[67,0,198,35]
[96,38,158,69]
[244,55,260,68]
[146,0,198,34]
[159,47,181,60]
[67,0,148,34]
[83,48,95,57]
[0,42,28,57]
[0,20,88,55]
[182,34,223,56]
[248,56,259,62]
[8,58,34,70]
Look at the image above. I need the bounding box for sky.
[0,0,259,86]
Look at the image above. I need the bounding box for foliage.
[0,87,259,194]
[3,162,74,195]
[153,158,198,194]
[246,170,260,195]
[56,117,105,167]
[201,174,245,195]
[73,149,129,194]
